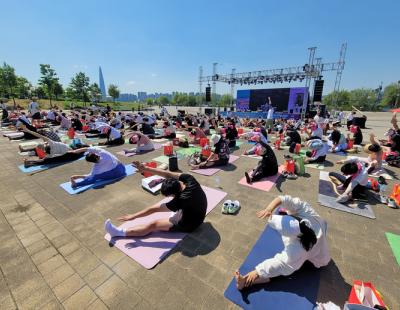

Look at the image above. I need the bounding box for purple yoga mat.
[191,155,239,176]
[117,143,162,157]
[104,186,227,269]
[238,166,283,192]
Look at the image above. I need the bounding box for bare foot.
[235,271,246,290]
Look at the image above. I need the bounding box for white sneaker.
[222,200,232,214]
[380,195,388,204]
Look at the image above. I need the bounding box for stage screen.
[236,87,309,115]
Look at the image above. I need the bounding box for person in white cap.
[235,195,330,290]
[190,134,230,169]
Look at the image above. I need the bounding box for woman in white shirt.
[235,195,330,290]
[70,147,125,187]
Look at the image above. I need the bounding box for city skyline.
[1,0,399,96]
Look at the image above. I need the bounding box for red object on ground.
[390,183,400,206]
[35,147,46,159]
[347,139,354,149]
[82,125,89,132]
[163,144,173,156]
[143,161,157,177]
[294,143,301,154]
[284,159,295,173]
[199,138,209,147]
[237,128,244,135]
[201,144,211,157]
[67,128,75,139]
[274,140,281,150]
[347,280,386,308]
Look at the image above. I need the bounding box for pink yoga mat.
[191,155,239,176]
[238,166,283,192]
[117,143,162,157]
[104,186,227,269]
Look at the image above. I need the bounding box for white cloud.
[127,80,136,85]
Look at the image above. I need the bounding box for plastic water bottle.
[215,176,221,188]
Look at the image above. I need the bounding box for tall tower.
[99,66,107,99]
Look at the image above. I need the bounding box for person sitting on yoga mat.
[329,129,347,153]
[285,127,302,153]
[71,114,83,131]
[20,126,87,167]
[306,122,323,140]
[105,162,207,237]
[349,125,363,145]
[330,158,369,203]
[162,121,176,139]
[124,131,154,154]
[234,195,330,290]
[58,113,71,130]
[187,127,207,144]
[303,139,329,164]
[190,134,230,169]
[225,121,238,148]
[70,147,126,187]
[140,118,156,136]
[349,144,383,174]
[97,125,125,146]
[244,141,278,184]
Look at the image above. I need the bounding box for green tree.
[53,82,64,100]
[349,88,376,110]
[146,98,154,105]
[108,84,120,103]
[382,82,400,108]
[219,94,233,107]
[69,72,90,106]
[323,90,351,110]
[33,85,46,99]
[89,83,102,103]
[16,76,32,99]
[187,95,197,106]
[0,62,18,109]
[39,64,59,108]
[157,95,170,106]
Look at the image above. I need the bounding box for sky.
[1,0,399,96]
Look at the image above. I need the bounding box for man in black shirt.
[105,162,208,237]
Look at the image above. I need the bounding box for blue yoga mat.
[60,164,137,194]
[18,156,85,173]
[224,226,320,310]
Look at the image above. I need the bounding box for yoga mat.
[117,143,162,157]
[104,186,227,269]
[238,167,283,192]
[153,154,184,165]
[385,232,400,266]
[241,154,262,160]
[318,171,375,219]
[18,156,85,173]
[224,226,320,310]
[176,146,201,157]
[191,155,239,176]
[60,164,136,194]
[305,163,325,170]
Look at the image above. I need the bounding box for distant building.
[138,92,147,101]
[117,93,138,102]
[99,66,107,99]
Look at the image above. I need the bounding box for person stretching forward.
[105,161,207,237]
[235,195,330,290]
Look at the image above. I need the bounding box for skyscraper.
[99,66,107,99]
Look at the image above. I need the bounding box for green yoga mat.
[176,147,201,157]
[386,232,400,266]
[153,154,183,164]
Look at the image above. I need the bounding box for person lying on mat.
[20,126,88,168]
[189,134,230,169]
[244,141,278,184]
[303,139,329,164]
[330,158,368,203]
[124,131,154,154]
[235,195,330,290]
[70,147,126,187]
[105,162,207,237]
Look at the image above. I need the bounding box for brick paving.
[0,111,399,309]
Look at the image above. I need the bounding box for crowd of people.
[1,99,398,294]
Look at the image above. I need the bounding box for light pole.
[395,80,400,108]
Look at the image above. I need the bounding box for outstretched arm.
[132,161,181,179]
[257,196,282,219]
[369,133,380,146]
[20,126,49,142]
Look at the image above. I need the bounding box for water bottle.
[215,176,221,188]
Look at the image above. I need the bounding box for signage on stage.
[236,87,309,116]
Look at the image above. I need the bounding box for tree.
[146,98,154,105]
[157,95,170,106]
[381,82,400,108]
[39,64,59,108]
[348,88,376,111]
[16,76,32,99]
[53,82,64,100]
[108,84,120,103]
[69,72,90,106]
[219,94,233,107]
[89,83,102,103]
[323,90,351,110]
[0,62,18,109]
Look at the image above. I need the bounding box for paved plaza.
[0,111,399,309]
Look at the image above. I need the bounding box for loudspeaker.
[204,108,213,115]
[205,87,211,102]
[313,80,324,102]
